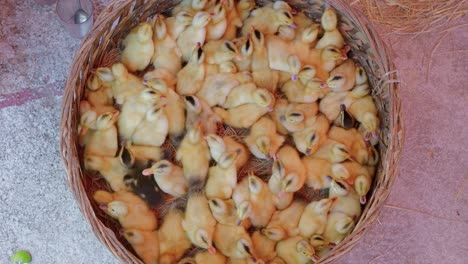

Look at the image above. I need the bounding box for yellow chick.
[206,150,240,199]
[84,146,134,192]
[268,159,294,210]
[263,200,306,241]
[176,124,211,185]
[125,144,164,169]
[143,67,177,88]
[328,179,362,218]
[236,174,276,227]
[223,83,273,109]
[282,66,329,104]
[293,12,316,39]
[222,0,243,40]
[319,91,352,123]
[172,0,209,15]
[250,29,279,92]
[83,111,119,157]
[142,160,187,197]
[118,88,163,143]
[93,190,157,230]
[348,95,380,143]
[158,209,192,264]
[152,15,183,75]
[178,11,211,61]
[306,46,347,80]
[123,229,159,264]
[331,161,373,204]
[241,5,295,36]
[184,95,222,134]
[121,22,154,72]
[315,8,345,49]
[213,99,274,129]
[265,33,294,72]
[301,157,332,190]
[237,0,256,21]
[270,99,290,135]
[205,39,241,64]
[292,25,320,62]
[276,236,318,264]
[325,60,356,92]
[234,37,254,71]
[207,1,228,40]
[85,73,113,109]
[182,193,217,252]
[205,60,238,76]
[131,105,168,147]
[277,102,319,133]
[323,211,355,245]
[309,234,333,252]
[328,126,369,164]
[205,134,249,170]
[177,46,206,95]
[277,55,302,87]
[78,108,97,146]
[166,11,193,39]
[214,223,254,259]
[251,231,277,261]
[275,145,306,196]
[209,198,250,227]
[311,139,350,163]
[145,79,185,137]
[245,116,285,160]
[292,114,330,156]
[367,145,379,166]
[197,71,240,107]
[297,198,336,238]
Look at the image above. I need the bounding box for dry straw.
[60,0,404,263]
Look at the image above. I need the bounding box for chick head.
[153,15,167,40]
[95,67,115,83]
[136,22,153,43]
[237,200,252,221]
[284,110,305,125]
[280,172,300,193]
[298,66,317,83]
[192,0,209,10]
[367,146,379,166]
[210,2,226,22]
[145,78,169,93]
[287,55,301,80]
[262,227,286,241]
[95,111,119,130]
[309,234,330,250]
[144,159,172,177]
[118,146,135,169]
[86,74,101,91]
[272,159,286,179]
[362,112,379,132]
[111,63,129,81]
[106,201,129,218]
[321,8,338,31]
[304,129,320,155]
[335,215,355,234]
[236,238,253,258]
[330,179,350,196]
[331,163,350,181]
[190,45,206,64]
[140,88,163,104]
[248,173,264,194]
[195,228,216,253]
[184,95,202,114]
[208,198,227,215]
[314,197,336,214]
[355,65,368,85]
[175,11,194,25]
[218,150,240,169]
[295,239,317,261]
[301,25,320,44]
[275,10,294,27]
[123,229,144,244]
[219,61,238,73]
[354,175,370,203]
[192,11,211,28]
[240,37,253,57]
[253,89,274,109]
[251,29,265,48]
[331,142,350,161]
[321,46,344,62]
[326,74,346,91]
[80,110,97,130]
[144,105,166,122]
[222,40,240,61]
[255,136,271,158]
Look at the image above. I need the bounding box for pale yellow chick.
[214,223,254,259]
[276,236,318,264]
[207,1,228,40]
[130,105,168,147]
[206,150,240,199]
[251,231,277,261]
[311,139,350,163]
[158,209,192,264]
[223,83,274,109]
[323,211,355,245]
[328,126,369,164]
[292,114,330,156]
[166,11,193,39]
[142,160,187,197]
[152,15,183,75]
[250,29,279,92]
[297,198,336,238]
[184,95,222,134]
[178,11,211,61]
[213,99,274,129]
[177,46,206,95]
[315,8,345,49]
[325,60,356,92]
[204,39,241,64]
[244,117,285,159]
[124,229,159,264]
[121,22,154,72]
[263,200,306,241]
[83,111,119,157]
[301,157,332,190]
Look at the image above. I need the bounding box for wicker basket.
[60,0,404,263]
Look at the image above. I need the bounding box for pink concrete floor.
[0,0,467,263]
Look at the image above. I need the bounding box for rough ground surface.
[0,1,467,263]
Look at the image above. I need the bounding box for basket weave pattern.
[60,0,404,263]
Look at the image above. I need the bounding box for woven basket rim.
[60,0,405,263]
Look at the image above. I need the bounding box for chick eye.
[332,76,343,81]
[309,134,316,143]
[254,29,261,40]
[286,179,293,186]
[185,96,196,106]
[359,68,364,76]
[290,112,302,117]
[201,236,208,244]
[158,163,169,169]
[245,39,251,50]
[147,90,156,94]
[328,48,338,53]
[197,48,203,59]
[127,232,134,237]
[243,244,251,255]
[336,181,346,189]
[211,199,219,206]
[225,42,235,52]
[303,66,312,70]
[283,12,292,19]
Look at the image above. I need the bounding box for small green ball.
[11,250,32,263]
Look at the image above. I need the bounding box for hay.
[350,0,468,34]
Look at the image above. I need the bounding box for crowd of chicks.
[79,0,381,263]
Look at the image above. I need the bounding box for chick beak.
[208,246,217,254]
[142,79,148,85]
[360,196,367,204]
[236,54,243,61]
[372,131,379,140]
[319,82,328,89]
[290,22,297,29]
[279,115,286,122]
[236,219,242,226]
[305,148,312,155]
[210,12,215,17]
[119,229,125,237]
[99,205,108,211]
[291,74,298,81]
[278,191,285,198]
[142,168,153,176]
[267,105,274,112]
[112,111,120,119]
[331,197,338,203]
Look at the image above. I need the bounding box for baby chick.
[125,144,164,169]
[306,46,347,80]
[158,209,192,264]
[328,126,369,164]
[328,179,362,218]
[213,98,274,129]
[196,71,240,107]
[184,95,222,134]
[123,229,159,264]
[250,29,279,92]
[177,46,206,95]
[234,37,254,71]
[214,223,254,259]
[85,74,113,109]
[172,0,209,15]
[152,15,183,75]
[176,124,211,185]
[315,8,345,49]
[145,79,185,137]
[93,190,157,230]
[205,134,249,170]
[223,83,273,109]
[204,39,241,64]
[275,145,306,196]
[276,236,318,264]
[325,60,356,92]
[263,200,306,241]
[319,91,352,123]
[237,0,256,21]
[118,88,163,143]
[245,117,285,159]
[131,105,168,147]
[205,150,240,199]
[121,22,154,72]
[311,139,350,163]
[297,198,336,238]
[222,0,243,40]
[348,95,380,144]
[142,160,187,197]
[276,102,319,133]
[242,5,295,36]
[301,157,332,190]
[277,55,302,87]
[182,192,217,253]
[209,198,248,227]
[331,161,373,204]
[207,1,228,40]
[143,67,177,88]
[292,114,330,156]
[177,11,211,61]
[251,231,277,261]
[268,159,294,210]
[83,111,119,157]
[323,211,355,245]
[166,11,193,39]
[282,66,329,103]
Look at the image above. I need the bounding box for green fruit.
[11,250,32,263]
